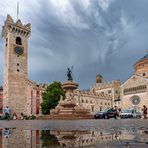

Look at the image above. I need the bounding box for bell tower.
[2,14,31,115]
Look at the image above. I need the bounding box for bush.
[28,115,36,120]
[21,114,36,120]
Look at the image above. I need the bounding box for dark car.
[94,108,118,119]
[120,109,142,119]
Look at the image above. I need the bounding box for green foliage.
[22,114,36,120]
[41,130,60,147]
[41,81,65,114]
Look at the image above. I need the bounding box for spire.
[17,1,19,20]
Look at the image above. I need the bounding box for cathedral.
[0,14,148,116]
[121,51,148,110]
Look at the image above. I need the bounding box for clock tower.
[2,15,31,115]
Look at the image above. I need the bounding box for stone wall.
[26,80,47,116]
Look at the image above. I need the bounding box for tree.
[41,81,65,114]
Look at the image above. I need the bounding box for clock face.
[15,46,23,55]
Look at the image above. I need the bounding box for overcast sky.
[0,0,148,89]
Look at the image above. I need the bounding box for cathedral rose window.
[130,95,140,105]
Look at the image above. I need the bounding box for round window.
[130,96,140,105]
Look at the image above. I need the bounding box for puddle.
[0,127,148,147]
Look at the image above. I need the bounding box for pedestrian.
[3,128,10,138]
[20,113,24,120]
[118,108,121,118]
[12,113,17,120]
[4,106,11,120]
[114,106,119,119]
[142,105,147,119]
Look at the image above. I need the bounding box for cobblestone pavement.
[0,118,148,130]
[1,119,148,148]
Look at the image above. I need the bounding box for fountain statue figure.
[67,68,73,81]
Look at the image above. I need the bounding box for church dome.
[138,51,148,62]
[134,51,148,78]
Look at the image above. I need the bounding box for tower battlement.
[2,14,31,38]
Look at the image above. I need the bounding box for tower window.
[5,38,8,47]
[108,90,111,93]
[17,69,19,72]
[143,73,146,76]
[17,63,19,66]
[16,37,22,45]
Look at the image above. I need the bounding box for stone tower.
[96,74,103,83]
[2,15,31,115]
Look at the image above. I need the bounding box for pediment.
[121,75,148,88]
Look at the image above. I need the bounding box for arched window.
[16,36,22,45]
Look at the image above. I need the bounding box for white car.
[120,109,142,119]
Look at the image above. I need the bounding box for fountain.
[49,68,93,119]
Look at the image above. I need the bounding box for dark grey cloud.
[0,0,148,89]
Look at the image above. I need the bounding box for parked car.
[120,109,142,119]
[94,108,118,119]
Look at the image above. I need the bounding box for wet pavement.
[0,119,148,147]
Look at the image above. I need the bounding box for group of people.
[3,106,17,120]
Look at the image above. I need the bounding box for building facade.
[74,90,111,114]
[74,75,121,114]
[91,75,121,108]
[121,52,148,111]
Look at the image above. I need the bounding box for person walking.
[114,106,119,119]
[4,106,11,120]
[142,105,147,119]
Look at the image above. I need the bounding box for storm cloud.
[0,0,148,89]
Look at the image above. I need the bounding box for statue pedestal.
[49,81,93,119]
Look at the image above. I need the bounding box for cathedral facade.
[121,52,148,111]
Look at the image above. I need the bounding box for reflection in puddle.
[0,128,148,147]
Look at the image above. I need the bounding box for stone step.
[37,114,94,120]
